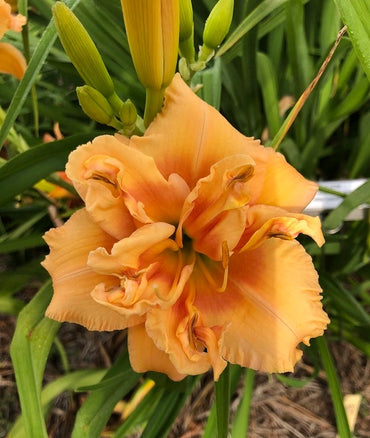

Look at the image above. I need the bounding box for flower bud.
[179,0,195,62]
[121,0,179,90]
[77,86,119,128]
[119,99,137,128]
[53,2,114,98]
[179,0,193,42]
[202,0,234,51]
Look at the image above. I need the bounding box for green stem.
[231,368,255,437]
[144,87,165,127]
[215,364,230,438]
[314,336,352,438]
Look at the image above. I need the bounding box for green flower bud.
[53,2,114,98]
[119,99,137,128]
[203,0,234,51]
[179,0,193,42]
[77,86,120,128]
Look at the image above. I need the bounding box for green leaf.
[314,337,351,438]
[0,0,83,149]
[0,132,106,205]
[323,179,370,231]
[334,0,370,81]
[217,0,288,57]
[113,385,165,437]
[141,376,197,438]
[9,282,60,438]
[231,368,255,438]
[9,369,106,438]
[215,365,230,438]
[193,57,222,110]
[71,350,141,438]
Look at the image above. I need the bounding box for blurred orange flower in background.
[42,75,329,381]
[0,0,26,79]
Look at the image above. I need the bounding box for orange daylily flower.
[0,0,26,79]
[43,75,329,381]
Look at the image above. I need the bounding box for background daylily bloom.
[43,74,329,381]
[0,0,26,79]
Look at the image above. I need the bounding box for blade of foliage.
[9,281,60,438]
[314,337,351,438]
[0,0,82,149]
[217,0,288,57]
[9,369,106,438]
[141,377,197,438]
[203,365,243,438]
[0,131,106,205]
[215,365,230,438]
[71,350,141,438]
[323,179,370,231]
[113,386,165,437]
[231,368,255,438]
[193,58,222,110]
[321,274,370,327]
[334,0,370,81]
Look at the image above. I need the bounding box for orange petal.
[145,289,227,379]
[132,75,316,212]
[238,205,325,251]
[0,0,26,37]
[0,41,26,79]
[66,135,190,229]
[89,223,193,313]
[128,323,186,381]
[194,238,329,373]
[42,209,134,331]
[131,74,261,188]
[252,148,318,212]
[180,155,254,260]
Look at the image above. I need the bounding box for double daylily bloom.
[43,75,329,381]
[0,0,26,79]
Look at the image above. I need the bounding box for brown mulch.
[1,315,369,438]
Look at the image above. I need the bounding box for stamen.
[217,241,229,292]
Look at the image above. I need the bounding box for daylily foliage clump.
[43,75,329,381]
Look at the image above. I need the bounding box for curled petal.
[0,41,26,79]
[67,135,190,228]
[238,205,325,251]
[128,323,186,381]
[194,239,329,373]
[89,223,193,314]
[66,137,135,240]
[251,148,319,212]
[180,155,254,260]
[42,209,132,331]
[145,289,227,380]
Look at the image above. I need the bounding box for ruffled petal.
[66,137,135,240]
[0,41,26,79]
[42,209,133,331]
[0,0,25,37]
[88,223,194,314]
[179,155,254,260]
[66,135,190,230]
[252,148,318,212]
[131,74,261,188]
[194,239,329,373]
[238,205,325,251]
[145,289,227,380]
[128,323,186,381]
